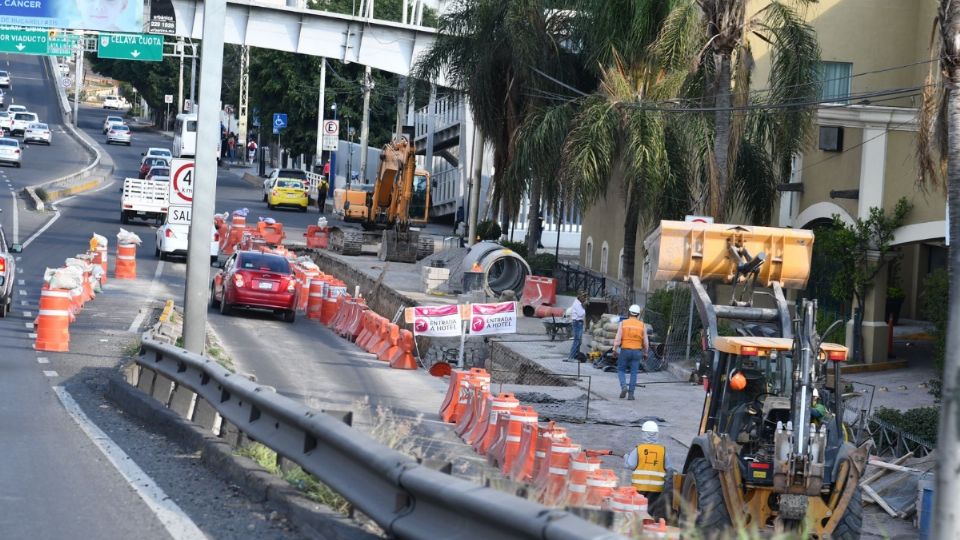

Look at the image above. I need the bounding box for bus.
[172,112,220,161]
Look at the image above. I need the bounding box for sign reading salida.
[469,301,517,336]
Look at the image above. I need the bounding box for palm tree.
[414,0,579,250]
[658,0,822,219]
[917,3,960,537]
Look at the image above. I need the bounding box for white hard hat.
[641,421,659,433]
[629,304,641,315]
[812,388,820,399]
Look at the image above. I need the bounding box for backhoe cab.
[646,221,870,538]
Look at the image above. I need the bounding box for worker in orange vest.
[613,304,649,400]
[624,421,669,504]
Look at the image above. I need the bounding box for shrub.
[873,406,939,445]
[526,253,557,276]
[500,240,528,258]
[475,220,501,241]
[919,268,947,374]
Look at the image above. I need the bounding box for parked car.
[23,122,51,145]
[143,147,173,160]
[155,220,219,262]
[210,251,297,322]
[265,178,308,211]
[145,165,170,181]
[0,71,11,88]
[103,96,124,110]
[0,138,22,167]
[138,156,169,178]
[10,112,38,136]
[105,124,131,145]
[0,224,22,317]
[102,115,125,134]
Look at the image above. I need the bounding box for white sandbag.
[91,233,108,249]
[49,268,82,290]
[117,228,142,246]
[64,258,92,272]
[43,267,58,283]
[317,217,328,228]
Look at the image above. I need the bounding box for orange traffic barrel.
[468,392,517,450]
[439,368,488,423]
[306,279,325,320]
[460,390,493,441]
[443,370,490,425]
[607,486,648,514]
[389,329,418,370]
[320,297,337,325]
[454,385,488,437]
[115,243,137,279]
[584,469,619,509]
[35,285,72,352]
[566,453,601,507]
[536,438,581,505]
[487,406,538,471]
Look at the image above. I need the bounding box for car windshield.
[278,170,307,180]
[276,180,303,189]
[14,114,33,120]
[0,71,8,77]
[237,253,290,273]
[0,139,17,147]
[150,149,171,156]
[28,123,46,130]
[113,125,129,132]
[150,167,170,176]
[148,158,166,166]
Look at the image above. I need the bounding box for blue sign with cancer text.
[0,0,145,33]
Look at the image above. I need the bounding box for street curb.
[242,171,262,187]
[105,376,379,540]
[25,57,116,211]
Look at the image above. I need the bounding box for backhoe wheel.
[830,486,863,540]
[680,458,732,536]
[648,470,674,522]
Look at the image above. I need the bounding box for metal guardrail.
[864,415,935,459]
[134,335,623,540]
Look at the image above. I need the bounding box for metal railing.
[864,415,935,459]
[134,335,623,540]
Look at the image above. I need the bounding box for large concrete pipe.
[461,241,531,297]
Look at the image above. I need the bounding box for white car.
[0,71,10,88]
[105,124,132,145]
[0,138,22,167]
[0,112,13,132]
[103,96,123,110]
[23,123,51,145]
[144,147,173,160]
[155,221,219,263]
[10,112,38,137]
[102,115,125,134]
[0,90,6,108]
[6,105,25,115]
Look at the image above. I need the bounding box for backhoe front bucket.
[644,221,815,289]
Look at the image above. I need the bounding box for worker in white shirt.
[564,291,588,362]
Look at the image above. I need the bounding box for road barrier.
[132,335,623,540]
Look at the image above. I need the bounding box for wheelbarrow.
[542,316,572,341]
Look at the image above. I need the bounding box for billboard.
[0,0,146,33]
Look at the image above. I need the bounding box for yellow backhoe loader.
[646,220,870,539]
[330,136,434,262]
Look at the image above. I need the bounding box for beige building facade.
[579,0,946,363]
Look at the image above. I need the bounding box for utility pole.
[181,0,227,354]
[177,38,185,114]
[189,41,197,105]
[467,127,483,246]
[358,66,373,183]
[315,58,326,169]
[72,32,83,127]
[237,46,249,161]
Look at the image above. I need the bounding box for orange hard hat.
[729,371,747,391]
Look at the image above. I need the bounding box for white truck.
[121,177,168,225]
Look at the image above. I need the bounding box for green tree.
[414,0,580,247]
[816,198,911,363]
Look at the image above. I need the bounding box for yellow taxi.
[266,178,309,211]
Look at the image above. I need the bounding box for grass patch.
[121,338,142,357]
[236,442,350,514]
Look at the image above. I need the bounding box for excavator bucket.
[645,220,815,290]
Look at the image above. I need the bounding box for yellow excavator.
[331,136,434,262]
[646,220,869,539]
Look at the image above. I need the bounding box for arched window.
[618,248,625,279]
[600,241,609,274]
[585,237,594,268]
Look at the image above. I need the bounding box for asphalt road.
[0,58,307,538]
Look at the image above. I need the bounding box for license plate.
[137,211,145,215]
[258,281,273,290]
[286,193,299,198]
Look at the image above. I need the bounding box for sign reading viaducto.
[0,28,78,56]
[0,0,145,33]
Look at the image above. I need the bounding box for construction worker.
[613,304,650,399]
[563,291,587,362]
[811,388,828,424]
[625,420,668,503]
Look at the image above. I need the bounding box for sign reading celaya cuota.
[469,302,518,336]
[0,0,145,33]
[412,305,462,337]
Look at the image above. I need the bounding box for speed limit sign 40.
[170,158,195,203]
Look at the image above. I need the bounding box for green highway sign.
[0,30,79,57]
[96,33,164,62]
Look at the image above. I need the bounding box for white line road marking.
[20,300,27,306]
[27,333,36,338]
[22,209,60,249]
[9,192,15,243]
[127,260,164,333]
[53,387,207,540]
[17,279,24,285]
[18,289,26,295]
[42,370,58,377]
[37,357,48,364]
[22,311,30,317]
[15,256,20,261]
[24,322,32,329]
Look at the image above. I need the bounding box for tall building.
[579,0,944,363]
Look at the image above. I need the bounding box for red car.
[139,156,169,179]
[210,251,297,322]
